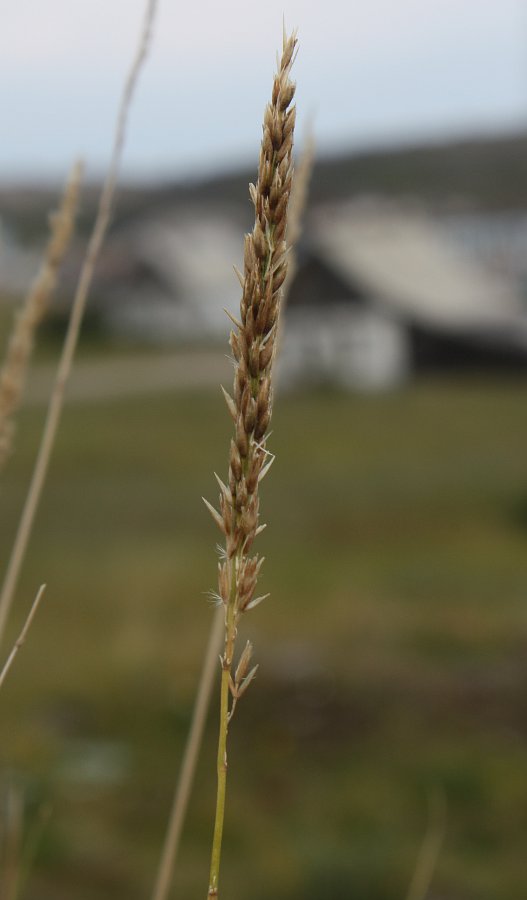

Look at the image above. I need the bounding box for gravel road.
[25,350,233,405]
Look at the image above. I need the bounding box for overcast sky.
[1,0,526,184]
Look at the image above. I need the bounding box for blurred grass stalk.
[151,607,224,900]
[0,164,82,657]
[0,163,82,477]
[405,788,447,900]
[0,0,159,657]
[0,585,45,692]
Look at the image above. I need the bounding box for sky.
[0,0,526,184]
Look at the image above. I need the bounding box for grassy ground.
[0,371,525,899]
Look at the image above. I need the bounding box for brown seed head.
[0,161,82,471]
[207,31,297,617]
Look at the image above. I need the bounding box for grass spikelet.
[205,29,298,900]
[0,162,82,471]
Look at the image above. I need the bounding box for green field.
[0,370,526,899]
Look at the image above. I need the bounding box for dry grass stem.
[283,125,314,298]
[205,30,298,898]
[405,788,447,900]
[151,608,224,900]
[0,163,82,472]
[0,0,158,652]
[0,585,45,692]
[276,126,314,359]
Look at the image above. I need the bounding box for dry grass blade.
[0,585,45,692]
[0,162,82,472]
[276,125,314,358]
[205,29,298,899]
[0,0,159,652]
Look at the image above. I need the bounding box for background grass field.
[0,356,525,899]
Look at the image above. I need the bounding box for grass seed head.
[206,31,297,608]
[0,162,82,470]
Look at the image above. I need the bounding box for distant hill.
[147,129,527,213]
[2,129,527,242]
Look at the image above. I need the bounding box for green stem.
[207,667,230,897]
[207,558,237,898]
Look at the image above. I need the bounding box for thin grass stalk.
[282,125,314,299]
[0,163,82,472]
[276,126,314,359]
[0,0,158,652]
[405,788,446,900]
[204,31,298,899]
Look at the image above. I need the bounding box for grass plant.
[203,30,297,898]
[0,164,82,475]
[152,45,314,900]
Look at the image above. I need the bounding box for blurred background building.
[2,130,527,387]
[2,0,527,389]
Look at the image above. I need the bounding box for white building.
[279,200,527,390]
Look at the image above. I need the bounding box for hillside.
[2,129,527,242]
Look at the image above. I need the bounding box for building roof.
[130,212,243,330]
[310,201,527,341]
